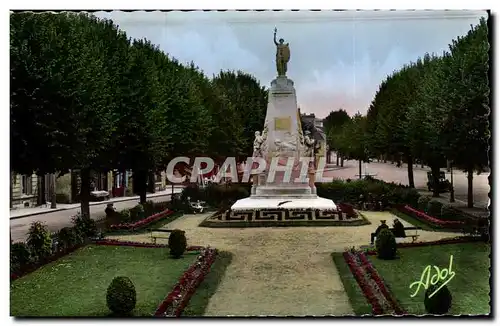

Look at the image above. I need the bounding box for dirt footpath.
[110,212,459,316]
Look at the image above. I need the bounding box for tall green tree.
[337,113,369,178]
[441,18,490,207]
[11,12,120,217]
[324,109,350,165]
[405,54,448,197]
[210,70,267,162]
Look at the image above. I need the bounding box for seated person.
[105,203,116,218]
[370,220,389,244]
[391,218,406,237]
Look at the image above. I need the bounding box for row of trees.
[10,12,268,216]
[325,18,489,207]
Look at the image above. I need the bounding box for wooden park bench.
[395,226,422,243]
[150,228,173,244]
[371,226,422,245]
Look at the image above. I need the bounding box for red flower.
[154,247,218,317]
[109,209,173,230]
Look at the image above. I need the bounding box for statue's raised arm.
[273,27,279,46]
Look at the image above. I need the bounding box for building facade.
[10,170,170,209]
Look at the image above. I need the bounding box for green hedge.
[315,178,420,206]
[181,183,251,209]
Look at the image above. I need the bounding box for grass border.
[331,252,372,316]
[198,211,371,228]
[181,251,233,316]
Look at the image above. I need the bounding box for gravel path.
[109,211,460,316]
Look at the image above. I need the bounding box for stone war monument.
[213,27,354,225]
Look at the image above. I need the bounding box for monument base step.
[231,197,337,211]
[253,185,316,197]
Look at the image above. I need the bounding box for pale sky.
[94,10,488,118]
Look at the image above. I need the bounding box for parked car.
[426,171,452,193]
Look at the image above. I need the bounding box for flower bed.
[154,247,218,317]
[109,209,174,231]
[93,239,204,252]
[343,250,406,315]
[397,205,465,228]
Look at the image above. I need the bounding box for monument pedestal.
[230,76,337,214]
[201,35,367,227]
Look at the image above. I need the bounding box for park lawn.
[10,245,198,317]
[369,242,491,315]
[331,253,372,316]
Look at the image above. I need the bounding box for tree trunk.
[406,154,415,188]
[147,172,155,193]
[336,153,339,166]
[10,171,13,209]
[449,164,455,203]
[50,174,57,208]
[71,170,78,203]
[80,168,91,218]
[430,165,441,198]
[40,175,46,205]
[133,169,148,204]
[358,160,362,179]
[120,169,126,197]
[340,156,344,167]
[467,166,474,208]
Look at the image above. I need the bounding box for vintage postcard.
[10,9,491,317]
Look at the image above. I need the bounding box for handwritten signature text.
[409,255,456,298]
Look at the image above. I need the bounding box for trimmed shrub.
[129,204,145,221]
[106,276,137,316]
[142,200,155,217]
[57,227,80,249]
[181,184,204,202]
[424,283,452,314]
[168,229,187,258]
[375,228,397,260]
[315,178,420,207]
[477,218,490,242]
[118,209,131,223]
[427,200,444,217]
[440,205,456,221]
[151,201,170,214]
[11,242,31,270]
[71,213,98,238]
[26,221,52,262]
[400,188,421,207]
[169,196,187,212]
[417,196,432,212]
[202,183,251,208]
